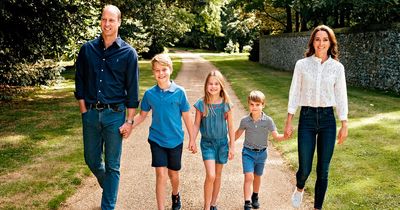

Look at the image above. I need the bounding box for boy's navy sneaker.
[244,201,252,210]
[251,194,260,209]
[210,206,217,210]
[172,193,181,210]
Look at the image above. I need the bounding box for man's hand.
[119,122,133,139]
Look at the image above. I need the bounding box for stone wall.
[259,27,400,94]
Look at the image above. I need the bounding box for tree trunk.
[295,11,300,32]
[285,5,292,32]
[333,6,339,27]
[301,13,308,31]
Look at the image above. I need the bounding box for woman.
[284,25,348,209]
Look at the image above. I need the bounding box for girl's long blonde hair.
[203,70,232,117]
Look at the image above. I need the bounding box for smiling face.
[100,6,121,39]
[248,100,264,116]
[152,62,172,86]
[206,76,222,97]
[313,30,331,58]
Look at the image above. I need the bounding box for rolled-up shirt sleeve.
[125,49,140,108]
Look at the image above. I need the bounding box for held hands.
[284,123,294,139]
[119,122,133,139]
[228,145,235,160]
[188,140,197,154]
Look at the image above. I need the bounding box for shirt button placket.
[316,63,322,106]
[98,58,106,100]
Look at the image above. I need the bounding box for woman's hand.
[284,123,294,138]
[337,121,348,144]
[284,113,294,138]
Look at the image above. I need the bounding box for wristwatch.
[125,119,134,125]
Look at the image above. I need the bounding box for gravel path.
[61,52,312,210]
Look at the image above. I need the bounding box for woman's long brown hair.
[305,25,339,60]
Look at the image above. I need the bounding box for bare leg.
[155,167,168,210]
[210,164,224,206]
[168,169,180,195]
[253,174,261,193]
[244,172,254,201]
[203,160,216,210]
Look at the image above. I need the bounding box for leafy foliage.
[0,0,100,87]
[0,0,398,90]
[106,0,195,58]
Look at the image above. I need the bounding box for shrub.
[242,45,252,53]
[224,39,240,54]
[0,59,65,87]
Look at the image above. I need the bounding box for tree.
[0,0,101,86]
[104,0,195,58]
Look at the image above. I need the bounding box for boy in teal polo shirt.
[127,54,197,210]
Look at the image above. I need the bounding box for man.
[74,5,139,210]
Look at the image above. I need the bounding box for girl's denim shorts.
[200,137,229,164]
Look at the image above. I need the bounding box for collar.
[247,112,267,122]
[97,36,123,48]
[156,80,178,92]
[311,54,332,64]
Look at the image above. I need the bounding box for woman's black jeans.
[296,106,336,209]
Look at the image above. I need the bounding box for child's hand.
[228,150,234,160]
[188,140,197,154]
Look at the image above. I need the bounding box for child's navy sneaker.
[251,194,260,209]
[171,193,181,210]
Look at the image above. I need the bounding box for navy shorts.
[148,139,183,171]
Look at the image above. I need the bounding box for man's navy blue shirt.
[75,36,139,108]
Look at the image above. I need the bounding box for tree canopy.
[0,0,398,88]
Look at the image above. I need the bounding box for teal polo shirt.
[140,81,190,148]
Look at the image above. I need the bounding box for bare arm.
[193,109,202,142]
[182,111,197,153]
[226,110,235,160]
[235,128,244,141]
[271,130,285,141]
[132,110,149,128]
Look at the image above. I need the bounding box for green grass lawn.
[202,54,400,209]
[0,57,182,209]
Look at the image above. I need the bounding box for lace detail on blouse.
[288,55,348,121]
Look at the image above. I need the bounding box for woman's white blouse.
[288,55,348,121]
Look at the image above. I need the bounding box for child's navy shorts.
[148,139,183,171]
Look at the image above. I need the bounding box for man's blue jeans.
[82,104,125,210]
[296,106,336,209]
